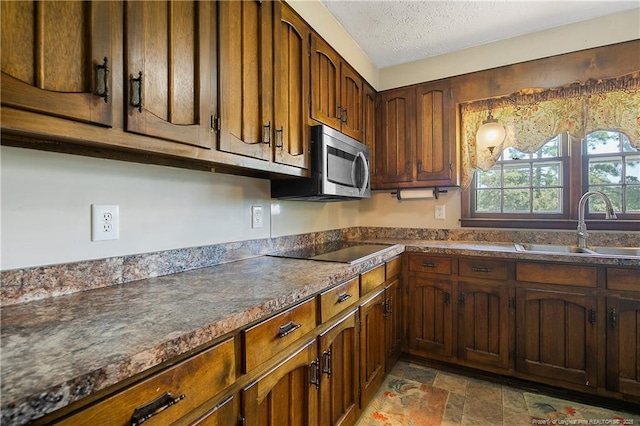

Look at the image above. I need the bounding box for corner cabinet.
[374,79,457,189]
[125,1,215,149]
[1,1,113,127]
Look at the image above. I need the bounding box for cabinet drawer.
[361,264,386,294]
[516,262,597,287]
[459,258,509,281]
[386,256,402,279]
[59,338,235,426]
[408,254,452,275]
[318,276,360,323]
[243,298,316,372]
[607,268,640,292]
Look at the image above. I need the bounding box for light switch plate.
[435,205,446,220]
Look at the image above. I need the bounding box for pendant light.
[476,108,505,154]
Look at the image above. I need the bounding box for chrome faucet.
[577,191,617,248]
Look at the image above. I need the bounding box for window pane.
[626,186,640,213]
[585,131,621,154]
[588,186,622,213]
[532,188,561,213]
[503,164,530,187]
[532,162,561,187]
[625,156,640,184]
[476,189,501,212]
[588,157,622,184]
[476,167,501,188]
[501,147,530,161]
[622,134,634,152]
[503,189,530,212]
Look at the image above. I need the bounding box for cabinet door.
[606,296,640,398]
[318,310,358,426]
[363,82,377,186]
[385,278,403,371]
[407,276,454,359]
[516,289,598,389]
[1,1,112,126]
[340,63,363,141]
[218,0,272,160]
[242,338,319,426]
[359,289,386,408]
[310,34,342,131]
[125,1,214,149]
[415,80,455,185]
[458,282,510,370]
[377,87,415,185]
[273,3,310,169]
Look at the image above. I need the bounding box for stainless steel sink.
[514,243,595,254]
[589,246,640,256]
[515,243,640,257]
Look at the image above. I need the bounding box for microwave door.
[351,151,370,197]
[324,139,359,198]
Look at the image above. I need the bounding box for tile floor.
[361,360,639,426]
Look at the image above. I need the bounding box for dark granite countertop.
[1,240,638,425]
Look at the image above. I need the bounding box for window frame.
[461,132,640,230]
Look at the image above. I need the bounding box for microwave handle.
[351,151,370,196]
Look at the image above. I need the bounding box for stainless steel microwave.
[271,125,371,201]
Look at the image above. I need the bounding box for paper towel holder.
[391,187,448,200]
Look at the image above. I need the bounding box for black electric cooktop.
[269,241,395,265]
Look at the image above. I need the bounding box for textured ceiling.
[320,1,640,69]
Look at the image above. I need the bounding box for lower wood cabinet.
[515,288,598,390]
[187,393,239,426]
[241,338,319,426]
[385,277,403,371]
[457,281,511,371]
[358,288,386,409]
[606,296,640,398]
[318,309,359,426]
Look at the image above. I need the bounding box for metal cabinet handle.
[130,392,185,426]
[263,122,271,145]
[459,293,466,307]
[417,160,422,173]
[588,307,597,326]
[130,71,143,112]
[421,262,437,268]
[609,308,617,329]
[309,358,320,389]
[277,321,301,338]
[275,126,283,148]
[444,291,451,306]
[321,349,332,377]
[337,293,352,303]
[472,266,494,273]
[342,108,348,124]
[95,57,109,103]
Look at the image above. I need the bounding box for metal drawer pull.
[95,57,109,103]
[130,392,185,426]
[472,266,493,273]
[130,71,143,112]
[421,262,437,268]
[277,321,301,338]
[337,293,352,303]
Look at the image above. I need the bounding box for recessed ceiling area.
[320,1,640,69]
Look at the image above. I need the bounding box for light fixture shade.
[476,117,506,153]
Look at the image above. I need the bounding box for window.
[463,130,640,230]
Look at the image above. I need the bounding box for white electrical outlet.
[251,205,264,229]
[91,204,119,241]
[435,205,446,220]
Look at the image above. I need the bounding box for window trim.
[462,132,640,231]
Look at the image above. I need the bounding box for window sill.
[460,218,640,231]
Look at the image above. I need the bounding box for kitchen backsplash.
[2,227,638,306]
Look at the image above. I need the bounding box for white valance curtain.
[460,72,640,188]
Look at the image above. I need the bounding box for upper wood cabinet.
[273,2,311,169]
[363,82,377,186]
[377,87,415,185]
[310,34,363,141]
[125,1,215,149]
[374,80,457,189]
[217,0,272,160]
[1,1,113,127]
